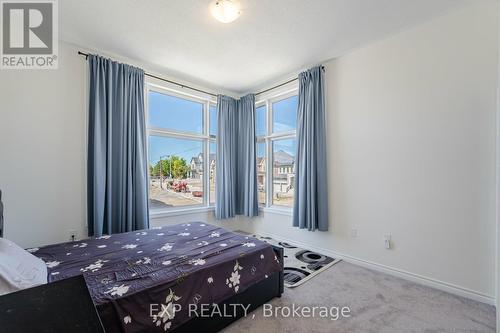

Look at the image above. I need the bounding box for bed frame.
[173,245,284,333]
[100,245,284,332]
[96,244,284,333]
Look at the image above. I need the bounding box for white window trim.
[256,86,298,211]
[208,102,217,205]
[150,206,215,219]
[145,82,217,216]
[259,206,293,216]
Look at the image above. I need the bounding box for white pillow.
[0,238,47,295]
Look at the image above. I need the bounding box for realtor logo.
[1,0,58,69]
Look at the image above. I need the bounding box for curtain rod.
[79,51,324,98]
[254,65,325,96]
[254,77,297,96]
[77,51,218,97]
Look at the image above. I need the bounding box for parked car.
[192,191,203,197]
[172,181,188,192]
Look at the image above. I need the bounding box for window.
[257,142,266,205]
[272,95,297,133]
[209,104,217,137]
[256,92,298,209]
[256,105,266,136]
[272,138,295,207]
[149,91,203,134]
[147,86,216,212]
[209,141,216,204]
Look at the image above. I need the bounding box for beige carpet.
[222,261,495,333]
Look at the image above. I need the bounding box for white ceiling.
[60,0,468,94]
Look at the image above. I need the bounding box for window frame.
[256,87,298,213]
[145,82,217,217]
[208,102,217,205]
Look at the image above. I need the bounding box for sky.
[273,95,298,133]
[257,142,266,158]
[148,136,203,166]
[209,105,217,135]
[149,91,204,133]
[256,105,266,136]
[256,95,298,135]
[148,91,297,166]
[274,138,296,156]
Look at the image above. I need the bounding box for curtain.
[87,54,149,236]
[215,95,237,219]
[292,66,329,231]
[236,94,259,217]
[215,94,259,219]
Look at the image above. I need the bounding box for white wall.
[0,43,87,248]
[238,1,500,303]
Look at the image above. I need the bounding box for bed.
[29,222,283,332]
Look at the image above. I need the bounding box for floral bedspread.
[31,222,281,332]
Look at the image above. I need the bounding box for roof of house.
[274,150,294,165]
[191,153,216,165]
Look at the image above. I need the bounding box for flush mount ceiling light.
[210,0,241,23]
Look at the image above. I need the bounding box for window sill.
[259,206,293,217]
[150,206,215,219]
[150,205,291,219]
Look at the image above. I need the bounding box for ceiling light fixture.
[210,0,241,23]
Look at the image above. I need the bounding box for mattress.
[33,222,281,332]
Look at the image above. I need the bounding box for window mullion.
[149,128,207,141]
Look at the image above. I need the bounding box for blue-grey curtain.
[215,95,237,219]
[215,94,259,219]
[87,54,149,236]
[236,94,259,217]
[292,66,329,231]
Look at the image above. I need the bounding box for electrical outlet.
[350,228,358,238]
[68,229,77,242]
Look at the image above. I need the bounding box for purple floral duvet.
[31,222,281,332]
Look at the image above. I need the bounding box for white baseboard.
[252,230,496,306]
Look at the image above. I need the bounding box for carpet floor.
[221,261,495,333]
